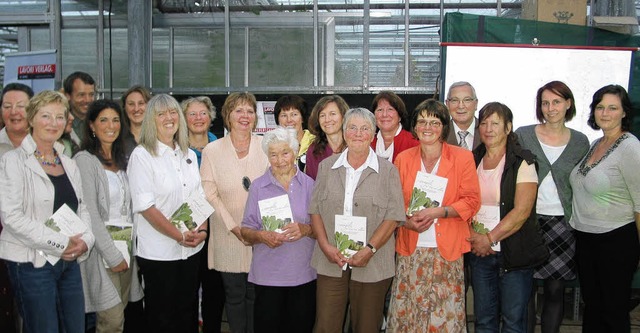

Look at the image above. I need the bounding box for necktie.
[458,131,470,150]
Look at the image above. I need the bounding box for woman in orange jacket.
[386,99,481,333]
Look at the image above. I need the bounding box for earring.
[92,132,96,138]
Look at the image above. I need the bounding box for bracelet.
[443,206,449,218]
[198,229,209,236]
[179,232,185,244]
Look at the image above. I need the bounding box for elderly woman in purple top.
[241,126,317,333]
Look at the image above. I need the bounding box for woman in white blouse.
[128,94,209,333]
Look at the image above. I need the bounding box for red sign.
[17,64,56,79]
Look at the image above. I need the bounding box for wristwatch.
[366,243,377,254]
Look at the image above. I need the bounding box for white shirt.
[536,141,566,215]
[128,141,205,260]
[332,147,379,216]
[417,157,441,248]
[375,124,401,162]
[452,117,476,150]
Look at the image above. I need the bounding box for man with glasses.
[445,81,481,150]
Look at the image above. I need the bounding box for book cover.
[472,205,501,251]
[258,194,293,233]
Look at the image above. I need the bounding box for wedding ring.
[71,253,75,258]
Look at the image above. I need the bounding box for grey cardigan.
[74,151,143,312]
[515,125,589,220]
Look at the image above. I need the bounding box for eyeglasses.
[416,119,442,128]
[187,111,209,118]
[346,125,372,134]
[447,98,476,106]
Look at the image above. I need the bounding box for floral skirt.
[387,247,466,333]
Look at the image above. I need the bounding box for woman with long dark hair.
[75,99,144,332]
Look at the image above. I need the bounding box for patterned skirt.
[533,215,577,280]
[386,247,466,333]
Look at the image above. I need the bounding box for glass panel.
[30,28,50,51]
[332,12,364,87]
[247,28,314,87]
[0,0,47,14]
[103,28,128,92]
[173,28,225,88]
[369,9,406,87]
[229,28,246,87]
[61,29,98,82]
[152,28,170,89]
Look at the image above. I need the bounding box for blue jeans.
[5,260,85,333]
[469,253,533,333]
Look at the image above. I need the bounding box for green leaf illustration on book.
[261,215,290,232]
[472,218,490,234]
[171,203,197,231]
[335,231,364,257]
[44,218,61,232]
[407,187,441,215]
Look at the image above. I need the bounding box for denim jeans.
[469,253,533,333]
[5,260,85,333]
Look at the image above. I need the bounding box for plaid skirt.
[533,215,577,280]
[387,247,466,333]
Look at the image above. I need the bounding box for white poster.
[444,45,633,143]
[4,50,57,93]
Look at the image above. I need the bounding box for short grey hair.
[446,81,477,100]
[262,126,299,155]
[342,107,376,133]
[180,96,217,121]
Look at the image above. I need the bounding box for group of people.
[0,73,637,333]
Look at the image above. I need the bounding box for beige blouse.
[200,135,269,273]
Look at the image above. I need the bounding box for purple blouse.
[241,167,317,287]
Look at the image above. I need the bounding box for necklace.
[34,149,61,166]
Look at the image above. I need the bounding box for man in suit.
[445,81,481,150]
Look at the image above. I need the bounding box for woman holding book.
[310,108,405,333]
[468,102,548,333]
[128,94,209,333]
[240,127,316,333]
[0,90,95,333]
[74,99,144,332]
[200,92,269,333]
[386,99,480,332]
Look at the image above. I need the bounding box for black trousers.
[576,222,639,333]
[254,280,316,333]
[199,242,226,333]
[137,254,200,333]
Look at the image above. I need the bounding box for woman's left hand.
[467,229,495,257]
[347,247,374,267]
[182,230,207,248]
[281,222,306,242]
[61,234,89,261]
